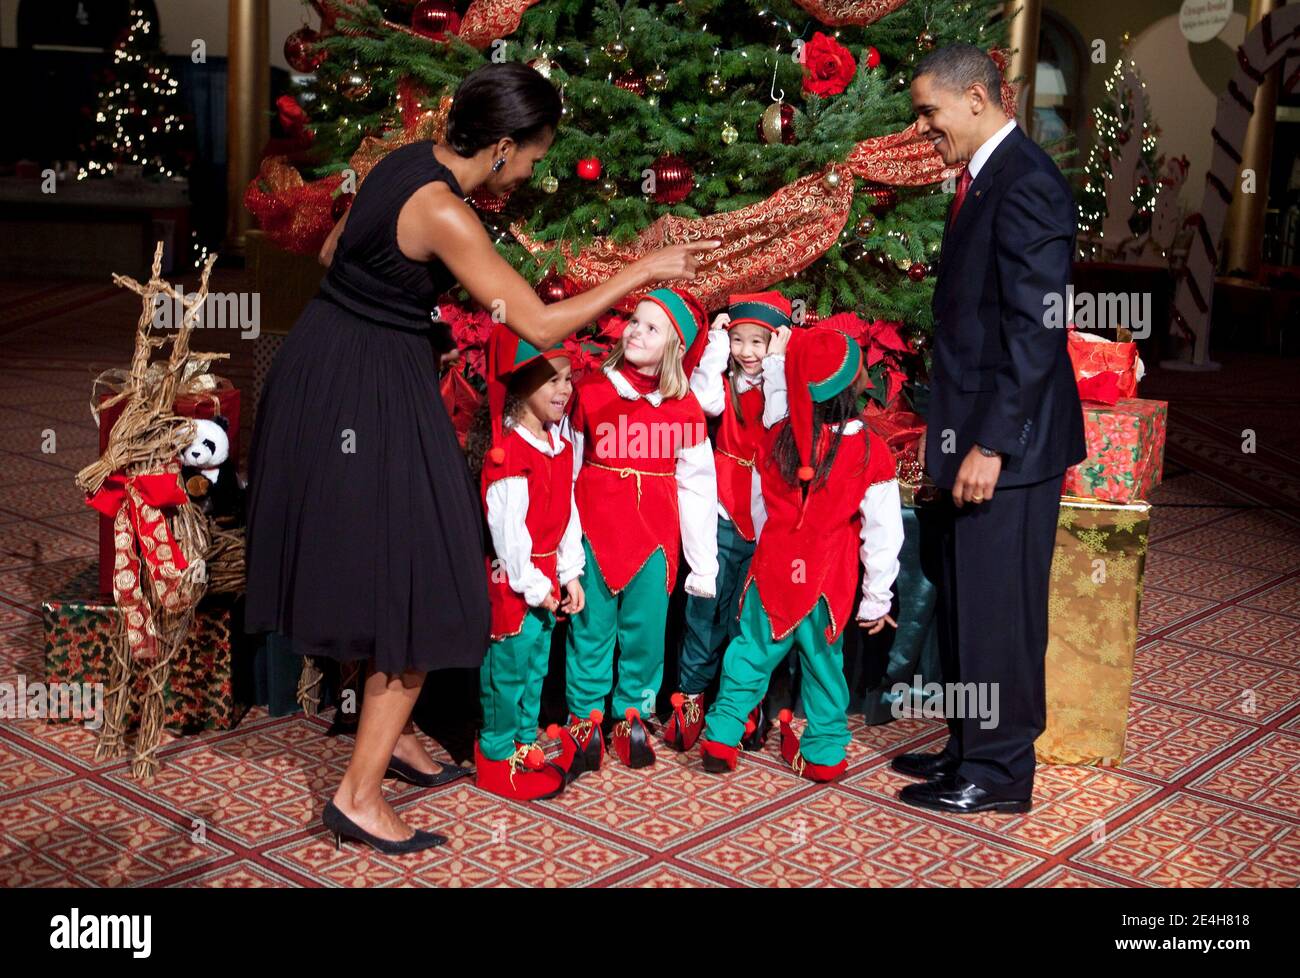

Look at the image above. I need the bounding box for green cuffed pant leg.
[565,537,670,718]
[679,515,755,695]
[703,593,851,766]
[479,607,552,761]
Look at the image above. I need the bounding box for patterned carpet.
[0,275,1297,887]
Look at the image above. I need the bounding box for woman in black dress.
[246,62,717,854]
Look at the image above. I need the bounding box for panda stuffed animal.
[179,416,245,524]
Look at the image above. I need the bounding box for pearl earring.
[491,157,506,173]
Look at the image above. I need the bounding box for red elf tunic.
[743,424,897,642]
[713,385,766,541]
[570,367,707,594]
[481,426,575,641]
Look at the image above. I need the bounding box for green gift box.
[41,594,250,732]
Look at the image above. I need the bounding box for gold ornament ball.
[822,168,842,190]
[856,214,876,236]
[720,121,738,145]
[917,30,936,51]
[646,67,669,92]
[596,177,618,201]
[541,174,559,193]
[528,57,557,79]
[340,67,370,101]
[604,38,629,63]
[707,73,726,97]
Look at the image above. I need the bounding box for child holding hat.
[699,326,904,782]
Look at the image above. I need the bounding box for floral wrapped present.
[1035,496,1150,766]
[1061,398,1167,504]
[42,594,249,733]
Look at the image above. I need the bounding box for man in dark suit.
[894,44,1086,814]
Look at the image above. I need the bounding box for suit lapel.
[936,126,1024,295]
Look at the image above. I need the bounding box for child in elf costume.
[663,291,792,753]
[470,325,585,801]
[553,287,719,773]
[699,326,904,782]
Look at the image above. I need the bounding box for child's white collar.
[605,363,665,407]
[504,417,565,456]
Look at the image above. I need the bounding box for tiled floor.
[0,275,1297,886]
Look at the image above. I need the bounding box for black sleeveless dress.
[245,140,491,674]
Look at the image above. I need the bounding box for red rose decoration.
[276,95,309,136]
[801,32,857,98]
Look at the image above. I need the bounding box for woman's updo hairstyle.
[444,61,562,157]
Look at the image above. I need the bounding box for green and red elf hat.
[486,323,569,465]
[639,287,709,377]
[727,290,792,332]
[785,326,864,524]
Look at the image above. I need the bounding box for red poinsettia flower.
[865,318,909,354]
[801,32,857,98]
[820,311,867,341]
[276,94,309,136]
[597,311,628,341]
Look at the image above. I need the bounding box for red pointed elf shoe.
[474,741,566,801]
[611,708,656,769]
[548,710,604,782]
[699,738,740,773]
[777,710,847,783]
[663,692,705,752]
[740,700,771,751]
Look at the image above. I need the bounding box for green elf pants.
[679,515,755,694]
[703,591,851,766]
[565,537,670,718]
[479,606,554,762]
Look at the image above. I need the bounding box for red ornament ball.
[865,46,881,69]
[411,0,461,39]
[757,101,797,145]
[331,192,354,221]
[614,70,646,96]
[536,274,578,303]
[908,261,927,282]
[284,27,325,73]
[576,157,602,180]
[649,153,693,204]
[469,189,508,213]
[866,184,898,214]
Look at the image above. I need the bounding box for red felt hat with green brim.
[727,291,792,332]
[785,326,864,524]
[486,324,570,465]
[639,287,709,377]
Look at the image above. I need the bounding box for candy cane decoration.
[1173,5,1300,366]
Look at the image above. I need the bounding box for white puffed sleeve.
[750,460,768,541]
[559,416,584,481]
[762,354,788,428]
[675,438,719,598]
[857,479,904,621]
[485,477,554,607]
[689,330,731,418]
[555,486,585,585]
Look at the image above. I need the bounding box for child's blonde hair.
[603,327,691,399]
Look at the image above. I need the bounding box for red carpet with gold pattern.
[1,276,1296,886]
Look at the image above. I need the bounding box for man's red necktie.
[950,167,973,223]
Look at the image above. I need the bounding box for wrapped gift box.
[1035,496,1150,766]
[1061,397,1167,504]
[94,378,241,594]
[42,593,250,732]
[1067,331,1140,400]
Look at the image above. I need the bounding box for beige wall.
[0,0,314,71]
[1045,0,1250,212]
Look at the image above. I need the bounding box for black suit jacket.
[924,125,1086,489]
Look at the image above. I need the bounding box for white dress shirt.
[967,117,1018,182]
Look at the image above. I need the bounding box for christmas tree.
[259,0,1013,404]
[82,5,190,180]
[1076,45,1162,261]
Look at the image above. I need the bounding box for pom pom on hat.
[489,446,506,465]
[797,465,815,482]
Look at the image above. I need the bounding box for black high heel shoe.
[322,801,447,855]
[385,755,469,787]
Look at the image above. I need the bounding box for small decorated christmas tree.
[82,5,190,180]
